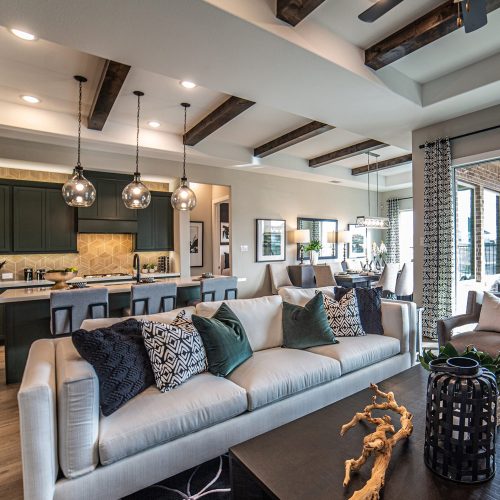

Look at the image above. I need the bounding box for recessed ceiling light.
[180,80,196,89]
[10,28,37,41]
[148,120,161,128]
[21,95,40,104]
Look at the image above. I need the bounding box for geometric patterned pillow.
[320,289,365,337]
[141,312,208,392]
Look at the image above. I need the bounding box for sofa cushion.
[195,296,282,351]
[56,338,99,479]
[307,335,401,375]
[450,330,500,358]
[278,286,335,307]
[321,290,365,337]
[192,303,253,377]
[98,373,247,465]
[72,319,154,416]
[476,292,500,333]
[282,293,338,349]
[228,347,341,410]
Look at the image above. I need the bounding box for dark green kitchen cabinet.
[0,185,11,252]
[12,185,76,253]
[135,192,174,251]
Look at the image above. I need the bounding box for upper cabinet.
[135,192,174,251]
[77,171,138,233]
[11,183,76,253]
[0,185,11,253]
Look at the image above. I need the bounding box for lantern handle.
[429,357,479,376]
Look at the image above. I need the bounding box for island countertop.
[0,276,216,304]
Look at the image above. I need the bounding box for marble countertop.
[0,276,205,304]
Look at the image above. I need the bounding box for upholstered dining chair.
[268,263,295,294]
[50,287,108,335]
[395,262,413,300]
[329,261,344,274]
[126,282,178,316]
[200,276,238,302]
[374,263,399,296]
[313,265,337,287]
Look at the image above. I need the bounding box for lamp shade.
[290,229,310,244]
[336,230,352,244]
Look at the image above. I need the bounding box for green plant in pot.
[304,239,323,265]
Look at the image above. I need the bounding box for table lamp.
[333,230,352,265]
[290,229,310,265]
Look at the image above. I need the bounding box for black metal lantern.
[424,357,497,483]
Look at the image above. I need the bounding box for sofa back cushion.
[56,338,99,479]
[195,295,283,351]
[476,291,500,333]
[278,286,335,307]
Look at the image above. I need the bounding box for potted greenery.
[419,343,500,425]
[304,239,323,265]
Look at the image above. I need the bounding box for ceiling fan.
[358,0,488,33]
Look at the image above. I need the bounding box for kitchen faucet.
[133,253,140,283]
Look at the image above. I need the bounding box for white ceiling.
[0,0,499,192]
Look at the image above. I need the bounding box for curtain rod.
[418,124,500,149]
[388,196,412,201]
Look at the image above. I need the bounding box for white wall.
[412,103,500,305]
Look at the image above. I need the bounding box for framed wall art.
[256,219,286,262]
[190,221,204,267]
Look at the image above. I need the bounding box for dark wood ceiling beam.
[365,0,500,70]
[183,96,255,146]
[351,154,413,176]
[254,121,334,158]
[276,0,327,26]
[87,60,131,130]
[309,139,386,168]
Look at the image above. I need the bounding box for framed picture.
[297,217,338,261]
[256,219,286,262]
[348,224,370,259]
[220,221,230,244]
[190,221,204,267]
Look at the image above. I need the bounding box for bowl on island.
[45,269,78,290]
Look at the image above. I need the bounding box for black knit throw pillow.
[72,319,154,416]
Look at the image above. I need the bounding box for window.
[456,184,475,280]
[398,210,413,264]
[484,189,499,276]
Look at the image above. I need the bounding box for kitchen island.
[0,277,211,383]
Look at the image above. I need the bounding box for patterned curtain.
[422,138,455,339]
[386,198,400,263]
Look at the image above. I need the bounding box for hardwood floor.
[0,346,23,500]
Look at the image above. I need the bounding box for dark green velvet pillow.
[282,292,338,349]
[192,303,253,377]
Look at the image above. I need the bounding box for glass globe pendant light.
[171,103,197,211]
[122,91,151,209]
[62,76,96,207]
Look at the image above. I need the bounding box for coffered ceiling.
[0,0,499,192]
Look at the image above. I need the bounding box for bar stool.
[127,282,178,316]
[200,276,238,302]
[50,287,109,335]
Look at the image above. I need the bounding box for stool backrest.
[313,265,337,287]
[200,276,238,302]
[268,263,293,294]
[50,287,108,335]
[378,263,399,294]
[395,262,413,297]
[130,282,177,315]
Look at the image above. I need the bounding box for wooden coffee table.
[229,366,499,500]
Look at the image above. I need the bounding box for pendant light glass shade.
[172,103,197,211]
[122,91,151,209]
[62,76,96,207]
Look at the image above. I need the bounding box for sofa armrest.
[18,339,58,500]
[381,301,410,359]
[437,313,479,347]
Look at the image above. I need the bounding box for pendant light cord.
[376,156,379,217]
[182,105,187,179]
[77,79,82,167]
[367,153,371,217]
[136,92,140,175]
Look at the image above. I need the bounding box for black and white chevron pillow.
[319,289,365,337]
[141,311,208,392]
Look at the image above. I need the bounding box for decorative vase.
[424,357,497,483]
[44,271,77,290]
[309,251,319,265]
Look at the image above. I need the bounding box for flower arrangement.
[372,241,387,262]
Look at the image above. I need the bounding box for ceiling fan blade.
[462,0,487,33]
[358,0,405,23]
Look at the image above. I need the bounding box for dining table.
[334,273,380,288]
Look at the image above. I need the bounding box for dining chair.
[395,262,413,300]
[268,263,295,294]
[126,282,178,316]
[374,263,399,296]
[200,276,238,302]
[329,261,344,274]
[313,265,337,287]
[50,287,108,335]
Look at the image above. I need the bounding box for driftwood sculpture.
[340,383,413,500]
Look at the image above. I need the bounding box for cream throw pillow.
[476,292,500,333]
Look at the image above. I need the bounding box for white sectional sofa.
[18,293,416,500]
